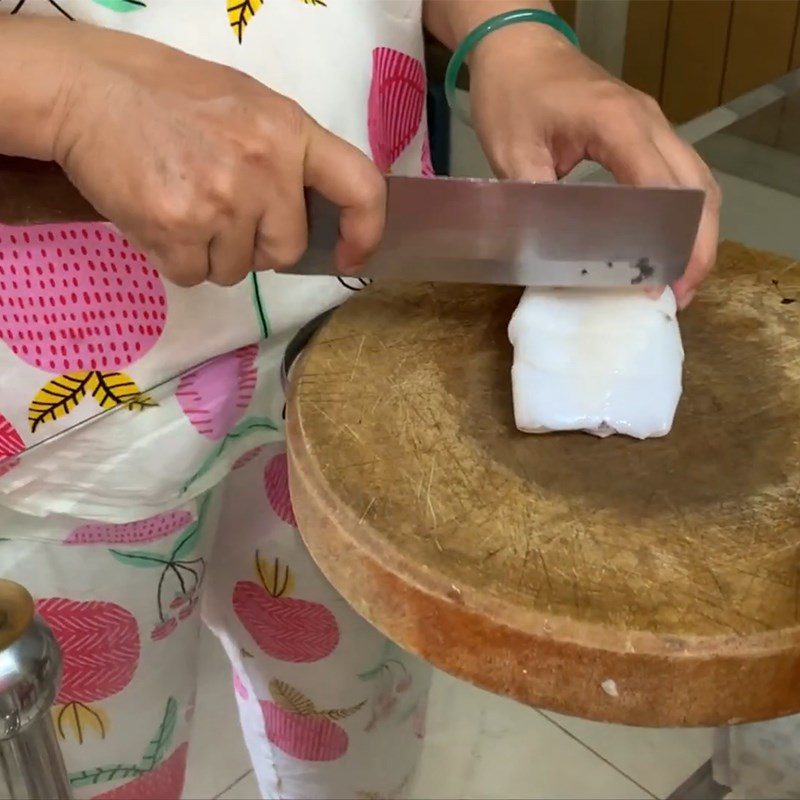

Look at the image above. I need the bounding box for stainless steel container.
[0,580,72,800]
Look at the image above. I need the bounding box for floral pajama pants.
[3,443,431,800]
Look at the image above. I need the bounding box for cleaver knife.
[291,176,704,289]
[0,160,703,289]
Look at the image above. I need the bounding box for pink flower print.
[145,563,203,641]
[233,551,339,663]
[365,688,398,732]
[35,597,140,743]
[264,452,296,526]
[233,445,265,470]
[421,134,435,177]
[0,224,167,432]
[358,656,414,731]
[74,698,184,798]
[233,671,250,701]
[0,412,24,477]
[412,700,427,739]
[177,345,258,440]
[368,48,426,173]
[64,510,193,545]
[109,501,208,644]
[177,597,198,621]
[169,594,190,611]
[185,694,196,725]
[261,679,364,762]
[150,617,178,642]
[94,741,189,800]
[0,225,166,373]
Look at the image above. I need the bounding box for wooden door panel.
[661,0,734,122]
[622,0,670,99]
[721,1,799,102]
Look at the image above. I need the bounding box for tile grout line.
[535,711,660,800]
[212,768,254,800]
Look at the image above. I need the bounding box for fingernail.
[678,289,696,310]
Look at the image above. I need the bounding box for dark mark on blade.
[630,257,655,285]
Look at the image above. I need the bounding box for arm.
[0,18,77,160]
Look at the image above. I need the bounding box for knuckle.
[355,171,387,211]
[167,268,203,288]
[278,97,307,138]
[212,270,245,287]
[598,85,631,112]
[636,90,663,116]
[205,169,238,216]
[238,124,275,166]
[253,96,306,152]
[266,238,307,270]
[707,176,722,206]
[150,192,197,232]
[602,89,653,131]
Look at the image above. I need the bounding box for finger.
[653,132,720,308]
[146,243,209,288]
[208,216,259,286]
[487,138,558,183]
[588,126,678,188]
[303,122,385,274]
[254,181,308,272]
[586,127,678,297]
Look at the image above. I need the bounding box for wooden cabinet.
[624,0,800,122]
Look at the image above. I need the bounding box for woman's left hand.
[466,22,720,309]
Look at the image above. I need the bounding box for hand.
[52,25,384,287]
[467,23,720,308]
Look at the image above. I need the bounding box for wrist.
[0,18,82,161]
[468,16,573,71]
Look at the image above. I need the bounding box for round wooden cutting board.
[287,241,800,727]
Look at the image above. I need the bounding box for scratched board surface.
[288,241,800,726]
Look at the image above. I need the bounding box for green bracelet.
[444,8,580,123]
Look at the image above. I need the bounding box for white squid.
[508,287,684,439]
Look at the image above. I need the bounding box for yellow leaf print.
[54,702,109,744]
[228,0,326,42]
[269,679,317,716]
[127,394,158,412]
[227,0,264,43]
[28,372,94,433]
[29,371,157,433]
[89,371,151,411]
[255,551,296,597]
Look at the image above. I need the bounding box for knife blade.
[0,159,703,288]
[289,176,704,288]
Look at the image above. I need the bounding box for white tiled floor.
[184,629,712,800]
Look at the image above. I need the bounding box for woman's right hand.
[48,23,385,287]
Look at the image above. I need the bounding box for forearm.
[0,18,78,160]
[423,0,555,50]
